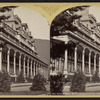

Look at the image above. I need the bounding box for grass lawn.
[0,91,48,95]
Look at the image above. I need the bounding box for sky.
[13,6,100,41]
[14,6,50,40]
[89,6,100,22]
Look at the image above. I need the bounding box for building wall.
[0,8,49,80]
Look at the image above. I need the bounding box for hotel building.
[0,8,48,81]
[50,7,100,79]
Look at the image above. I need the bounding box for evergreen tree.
[50,6,89,59]
[51,6,89,37]
[30,73,46,91]
[70,70,86,92]
[0,71,11,92]
[0,6,18,22]
[50,73,64,95]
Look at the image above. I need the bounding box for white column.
[40,64,42,74]
[89,52,91,74]
[14,52,16,75]
[64,49,68,75]
[30,60,32,77]
[99,57,100,77]
[36,63,38,74]
[94,55,96,73]
[7,49,10,73]
[82,49,85,72]
[23,57,25,77]
[54,59,57,72]
[38,64,40,73]
[34,61,35,76]
[0,48,2,71]
[74,47,77,71]
[19,55,21,74]
[27,59,29,76]
[59,58,62,71]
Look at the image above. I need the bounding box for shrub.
[92,70,100,83]
[70,70,86,92]
[0,71,11,92]
[86,76,91,83]
[50,73,64,95]
[30,73,46,91]
[16,71,25,83]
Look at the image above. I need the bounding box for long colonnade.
[51,40,100,77]
[1,45,47,79]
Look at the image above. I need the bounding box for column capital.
[19,55,21,59]
[82,49,85,54]
[94,54,96,59]
[0,48,2,52]
[23,57,25,61]
[75,47,77,51]
[89,52,91,57]
[7,49,10,55]
[14,52,16,57]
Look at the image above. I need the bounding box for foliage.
[50,41,66,59]
[70,70,86,92]
[50,6,87,59]
[0,6,18,22]
[50,6,89,37]
[0,71,11,92]
[92,70,100,83]
[50,73,64,95]
[50,39,79,59]
[30,73,46,91]
[85,76,91,83]
[16,71,25,83]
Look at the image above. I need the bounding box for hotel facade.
[50,7,100,79]
[0,8,48,81]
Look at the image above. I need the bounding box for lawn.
[0,91,47,95]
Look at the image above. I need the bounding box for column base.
[63,70,68,78]
[63,70,68,74]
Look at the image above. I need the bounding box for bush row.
[50,70,100,94]
[0,70,47,92]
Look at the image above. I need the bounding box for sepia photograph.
[0,6,50,95]
[50,5,100,95]
[1,2,100,97]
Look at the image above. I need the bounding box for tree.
[50,6,89,59]
[0,6,18,22]
[30,73,46,91]
[50,73,64,95]
[50,74,63,95]
[50,6,89,37]
[51,39,79,59]
[70,70,86,92]
[0,71,11,92]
